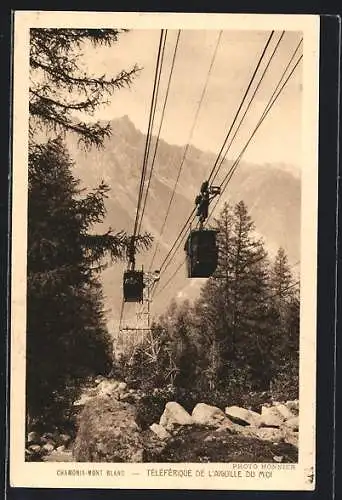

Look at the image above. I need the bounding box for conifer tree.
[196,201,272,391]
[26,29,153,426]
[27,138,151,424]
[229,201,271,389]
[29,28,140,148]
[268,248,300,398]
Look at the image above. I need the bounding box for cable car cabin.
[184,229,218,278]
[123,270,144,302]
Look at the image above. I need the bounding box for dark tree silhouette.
[26,29,151,429]
[29,28,140,148]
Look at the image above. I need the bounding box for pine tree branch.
[29,28,141,147]
[30,88,107,113]
[29,103,112,148]
[31,53,140,93]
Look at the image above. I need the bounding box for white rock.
[27,431,40,444]
[283,416,299,432]
[150,423,171,440]
[119,392,135,402]
[94,375,105,384]
[97,380,117,397]
[159,402,193,430]
[230,423,258,438]
[274,403,295,420]
[56,445,66,452]
[59,433,71,445]
[192,403,226,427]
[73,394,94,406]
[225,406,262,427]
[255,427,283,443]
[261,406,285,427]
[117,382,127,392]
[214,419,237,434]
[42,442,55,453]
[285,400,299,415]
[28,444,41,453]
[284,430,299,448]
[204,434,216,443]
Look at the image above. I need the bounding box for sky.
[79,29,303,169]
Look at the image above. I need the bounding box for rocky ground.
[26,377,299,464]
[26,430,74,462]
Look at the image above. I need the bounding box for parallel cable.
[151,215,199,298]
[153,42,303,300]
[135,30,166,237]
[211,31,285,185]
[149,30,223,272]
[137,30,181,236]
[152,30,274,276]
[154,257,300,303]
[152,259,186,299]
[153,250,300,301]
[217,41,303,193]
[158,210,196,273]
[132,29,166,242]
[207,41,303,222]
[207,31,275,185]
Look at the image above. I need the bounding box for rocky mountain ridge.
[65,115,301,327]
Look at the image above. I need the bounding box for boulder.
[285,400,299,415]
[97,379,117,397]
[261,405,285,427]
[225,406,262,427]
[159,402,193,431]
[73,393,95,407]
[56,445,66,452]
[254,427,284,443]
[119,392,136,403]
[214,418,238,434]
[42,432,55,439]
[204,434,217,443]
[84,387,98,397]
[192,403,226,427]
[94,375,106,385]
[42,442,55,453]
[283,416,299,432]
[284,430,299,448]
[58,433,72,446]
[43,449,74,463]
[150,423,172,440]
[28,444,41,453]
[27,431,40,445]
[117,382,127,392]
[230,423,259,438]
[274,403,295,420]
[73,397,145,462]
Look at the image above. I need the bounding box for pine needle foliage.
[29,28,141,148]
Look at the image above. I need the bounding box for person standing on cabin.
[195,180,210,223]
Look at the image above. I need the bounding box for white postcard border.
[10,11,320,491]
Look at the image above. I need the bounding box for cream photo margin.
[10,10,320,491]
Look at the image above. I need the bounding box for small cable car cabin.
[123,270,144,302]
[184,229,218,278]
